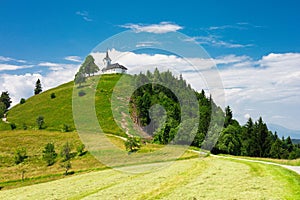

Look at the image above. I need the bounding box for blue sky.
[0,0,300,133]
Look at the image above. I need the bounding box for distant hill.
[268,123,300,139]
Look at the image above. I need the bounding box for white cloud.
[121,22,183,34]
[76,11,92,22]
[244,113,251,119]
[186,35,253,48]
[219,52,300,129]
[0,62,79,106]
[64,56,82,63]
[0,56,26,63]
[0,63,32,71]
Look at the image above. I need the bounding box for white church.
[101,51,128,74]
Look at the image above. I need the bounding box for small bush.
[20,98,26,104]
[50,93,56,99]
[61,124,71,132]
[22,123,27,130]
[77,144,85,156]
[42,143,57,166]
[36,116,44,129]
[14,147,27,164]
[125,136,141,152]
[10,123,16,130]
[78,90,86,97]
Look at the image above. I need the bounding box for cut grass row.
[0,130,197,190]
[1,157,299,199]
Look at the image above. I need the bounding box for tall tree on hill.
[80,55,99,77]
[0,91,12,110]
[224,106,233,128]
[34,79,42,95]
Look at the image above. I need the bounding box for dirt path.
[211,154,300,175]
[189,150,300,175]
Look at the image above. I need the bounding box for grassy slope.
[0,157,299,200]
[0,130,196,190]
[6,74,127,135]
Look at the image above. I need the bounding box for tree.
[0,91,12,110]
[74,72,86,87]
[20,98,26,104]
[76,144,85,156]
[125,137,141,152]
[60,142,72,161]
[79,55,99,77]
[42,143,57,166]
[61,160,71,175]
[34,79,42,95]
[14,147,27,164]
[36,116,45,129]
[0,102,6,118]
[224,106,233,128]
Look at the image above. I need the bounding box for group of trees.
[15,142,85,175]
[75,55,99,86]
[130,69,300,159]
[212,107,300,159]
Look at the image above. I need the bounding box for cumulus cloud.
[121,22,183,34]
[0,62,79,106]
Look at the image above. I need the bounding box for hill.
[5,74,127,137]
[268,123,300,139]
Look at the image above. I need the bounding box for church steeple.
[103,50,111,67]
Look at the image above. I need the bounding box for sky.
[0,0,299,132]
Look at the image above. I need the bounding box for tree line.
[130,69,300,159]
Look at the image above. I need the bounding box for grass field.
[0,130,197,190]
[0,157,299,200]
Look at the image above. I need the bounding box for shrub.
[10,123,16,130]
[77,144,85,156]
[20,98,26,104]
[125,136,141,152]
[36,116,44,129]
[50,93,56,99]
[78,90,86,97]
[22,123,27,130]
[61,124,71,132]
[14,147,27,164]
[42,143,57,166]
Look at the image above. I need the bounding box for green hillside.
[5,74,126,136]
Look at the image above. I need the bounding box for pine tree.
[34,79,42,95]
[0,91,12,110]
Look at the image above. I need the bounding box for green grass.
[5,74,129,136]
[0,157,299,199]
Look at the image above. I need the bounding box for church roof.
[102,63,128,71]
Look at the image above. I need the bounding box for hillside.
[5,74,126,136]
